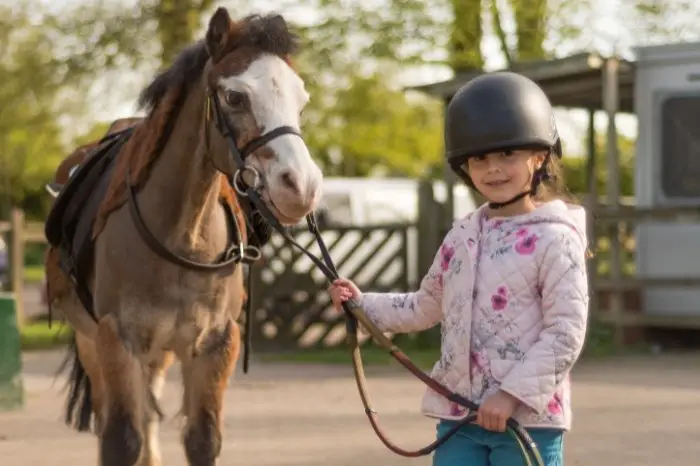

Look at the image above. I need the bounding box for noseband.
[126,87,545,465]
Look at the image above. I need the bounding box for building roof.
[406,52,636,113]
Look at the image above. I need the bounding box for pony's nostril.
[280,171,300,194]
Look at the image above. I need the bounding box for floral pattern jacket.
[360,200,590,430]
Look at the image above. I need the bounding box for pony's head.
[203,8,322,225]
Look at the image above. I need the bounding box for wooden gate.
[248,223,415,351]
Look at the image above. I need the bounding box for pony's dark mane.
[137,40,209,114]
[136,13,300,115]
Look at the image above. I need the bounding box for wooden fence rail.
[590,203,700,346]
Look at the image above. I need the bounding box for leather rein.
[125,89,545,465]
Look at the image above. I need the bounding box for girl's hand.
[328,278,362,310]
[476,390,519,432]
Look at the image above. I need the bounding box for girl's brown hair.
[533,153,579,205]
[534,153,594,258]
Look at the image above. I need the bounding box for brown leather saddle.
[44,127,135,315]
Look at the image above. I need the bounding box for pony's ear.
[206,7,232,63]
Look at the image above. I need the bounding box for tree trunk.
[448,0,484,72]
[155,0,214,65]
[508,0,547,62]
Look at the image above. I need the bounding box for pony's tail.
[58,334,94,432]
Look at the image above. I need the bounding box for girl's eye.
[225,90,247,108]
[501,150,515,157]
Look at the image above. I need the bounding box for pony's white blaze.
[219,54,322,223]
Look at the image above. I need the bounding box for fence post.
[0,292,24,411]
[9,209,24,328]
[603,57,624,348]
[414,180,442,349]
[417,180,440,279]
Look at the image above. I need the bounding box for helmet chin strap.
[488,155,551,210]
[488,190,532,210]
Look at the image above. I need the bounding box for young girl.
[328,71,589,466]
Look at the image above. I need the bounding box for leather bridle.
[125,87,545,466]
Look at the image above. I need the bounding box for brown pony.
[44,8,322,466]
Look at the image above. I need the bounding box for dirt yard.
[1,349,698,466]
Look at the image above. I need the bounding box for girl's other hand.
[328,278,362,310]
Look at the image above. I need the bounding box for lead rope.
[302,214,543,464]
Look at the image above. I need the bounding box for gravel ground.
[1,349,698,466]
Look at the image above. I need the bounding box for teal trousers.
[433,420,564,466]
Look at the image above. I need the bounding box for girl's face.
[461,150,546,205]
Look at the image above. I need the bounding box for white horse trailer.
[634,40,700,316]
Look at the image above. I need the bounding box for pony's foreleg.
[95,314,146,466]
[180,320,240,466]
[138,351,175,466]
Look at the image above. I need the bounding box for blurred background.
[1,1,700,464]
[2,0,700,356]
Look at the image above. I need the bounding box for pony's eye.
[225,90,247,108]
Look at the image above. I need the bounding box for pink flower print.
[450,402,466,417]
[515,234,539,255]
[470,351,484,371]
[547,394,562,415]
[496,286,507,296]
[516,227,529,238]
[440,244,455,271]
[470,350,487,379]
[491,292,508,310]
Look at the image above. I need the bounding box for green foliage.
[302,70,444,177]
[449,0,484,71]
[624,1,700,43]
[0,5,71,218]
[0,1,156,219]
[291,0,447,177]
[509,0,548,61]
[20,320,73,351]
[562,132,636,197]
[486,0,597,65]
[154,0,217,64]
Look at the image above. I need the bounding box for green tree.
[449,0,484,71]
[622,1,700,44]
[0,1,154,218]
[153,0,217,64]
[487,0,596,65]
[562,134,635,197]
[289,0,446,176]
[306,70,443,177]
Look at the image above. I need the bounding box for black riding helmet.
[444,71,562,209]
